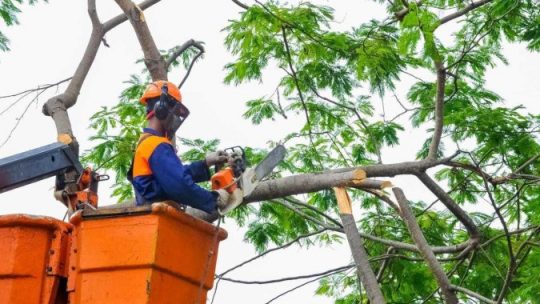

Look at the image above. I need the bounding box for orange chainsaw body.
[211,167,237,193]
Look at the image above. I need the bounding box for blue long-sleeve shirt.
[131,128,218,214]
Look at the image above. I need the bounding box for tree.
[3,0,540,303]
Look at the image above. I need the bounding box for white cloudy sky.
[0,1,538,303]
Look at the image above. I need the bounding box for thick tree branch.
[103,0,160,31]
[416,172,481,244]
[334,187,386,304]
[393,188,458,304]
[114,0,167,81]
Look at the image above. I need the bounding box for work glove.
[215,188,244,215]
[205,150,229,167]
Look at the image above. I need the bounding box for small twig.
[284,197,343,228]
[281,26,313,146]
[231,0,250,10]
[219,264,354,284]
[272,200,342,232]
[0,77,72,100]
[451,285,496,304]
[264,268,353,304]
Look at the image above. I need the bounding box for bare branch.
[0,78,72,101]
[220,264,354,284]
[451,285,496,304]
[218,228,328,279]
[272,200,342,232]
[364,189,400,212]
[232,0,250,10]
[264,268,349,304]
[87,0,101,26]
[281,26,313,144]
[165,39,204,68]
[439,0,493,25]
[284,197,343,228]
[393,187,458,303]
[376,247,395,282]
[178,43,205,88]
[427,61,446,160]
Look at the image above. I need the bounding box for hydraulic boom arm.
[0,142,105,211]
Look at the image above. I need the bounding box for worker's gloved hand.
[215,188,243,215]
[205,150,229,167]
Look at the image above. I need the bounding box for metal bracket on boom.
[0,142,107,213]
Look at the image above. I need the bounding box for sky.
[0,0,539,303]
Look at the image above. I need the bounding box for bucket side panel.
[0,226,52,303]
[75,268,151,304]
[154,215,222,290]
[148,268,206,304]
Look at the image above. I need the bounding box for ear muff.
[154,83,170,120]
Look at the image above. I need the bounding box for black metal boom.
[0,143,83,194]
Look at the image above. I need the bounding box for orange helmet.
[140,80,182,105]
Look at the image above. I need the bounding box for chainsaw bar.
[240,145,286,198]
[254,145,287,183]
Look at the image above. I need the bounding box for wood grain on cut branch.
[393,188,458,304]
[334,187,386,304]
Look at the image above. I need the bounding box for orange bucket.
[67,203,227,304]
[0,214,71,304]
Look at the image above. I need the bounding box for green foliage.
[0,0,46,51]
[220,0,540,302]
[84,0,540,302]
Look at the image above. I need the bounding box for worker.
[127,80,239,214]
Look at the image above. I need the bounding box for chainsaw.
[211,145,286,214]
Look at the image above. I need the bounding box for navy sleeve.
[149,143,218,214]
[184,160,211,183]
